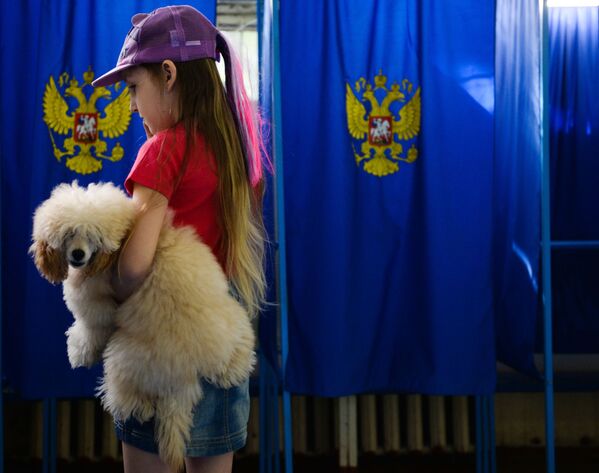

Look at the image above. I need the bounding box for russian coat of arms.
[42,67,131,175]
[346,70,421,177]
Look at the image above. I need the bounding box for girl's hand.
[143,121,154,139]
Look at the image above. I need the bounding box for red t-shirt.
[125,123,224,268]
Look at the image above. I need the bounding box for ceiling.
[216,0,257,31]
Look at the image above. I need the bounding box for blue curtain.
[547,7,599,353]
[494,0,541,378]
[1,1,216,399]
[278,0,497,396]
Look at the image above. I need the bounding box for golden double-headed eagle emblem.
[42,67,131,175]
[346,70,421,177]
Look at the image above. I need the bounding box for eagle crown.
[362,82,405,116]
[374,70,386,89]
[65,79,112,113]
[83,67,95,85]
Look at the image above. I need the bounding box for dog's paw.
[66,333,101,368]
[67,343,101,368]
[65,322,109,368]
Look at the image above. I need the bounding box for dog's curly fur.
[30,182,256,471]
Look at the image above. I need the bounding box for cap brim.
[91,63,135,87]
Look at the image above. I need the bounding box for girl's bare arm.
[112,183,168,302]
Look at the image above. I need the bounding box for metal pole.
[476,396,482,473]
[540,1,556,472]
[272,372,281,473]
[256,1,273,471]
[272,0,293,472]
[489,395,496,473]
[483,396,489,473]
[259,351,269,473]
[43,397,57,473]
[551,240,599,249]
[0,131,4,473]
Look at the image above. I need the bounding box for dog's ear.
[30,240,68,284]
[83,251,118,278]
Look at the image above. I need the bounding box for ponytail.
[216,33,267,187]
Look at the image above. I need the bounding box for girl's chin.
[142,120,154,132]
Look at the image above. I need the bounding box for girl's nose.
[129,97,137,113]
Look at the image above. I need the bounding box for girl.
[92,5,266,473]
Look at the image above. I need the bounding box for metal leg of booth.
[476,395,496,473]
[476,396,482,473]
[260,352,284,473]
[488,396,496,473]
[282,389,292,473]
[274,383,281,473]
[259,351,270,473]
[0,159,4,473]
[42,397,57,473]
[272,0,293,469]
[540,3,555,473]
[0,381,3,473]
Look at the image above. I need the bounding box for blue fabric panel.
[494,0,541,377]
[1,0,216,399]
[547,7,599,353]
[280,0,496,396]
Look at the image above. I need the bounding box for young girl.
[92,5,266,473]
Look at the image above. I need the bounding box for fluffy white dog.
[30,181,255,471]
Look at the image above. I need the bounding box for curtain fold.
[493,0,541,378]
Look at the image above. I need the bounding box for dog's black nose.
[71,249,85,261]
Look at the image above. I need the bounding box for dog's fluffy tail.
[155,396,195,473]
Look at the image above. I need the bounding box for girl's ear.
[30,240,68,284]
[161,60,178,92]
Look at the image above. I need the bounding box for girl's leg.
[185,452,234,473]
[122,442,171,473]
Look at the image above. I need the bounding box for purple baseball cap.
[92,5,220,87]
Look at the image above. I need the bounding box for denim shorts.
[114,378,250,457]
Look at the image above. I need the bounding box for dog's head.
[30,181,137,283]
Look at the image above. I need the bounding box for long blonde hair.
[144,54,267,318]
